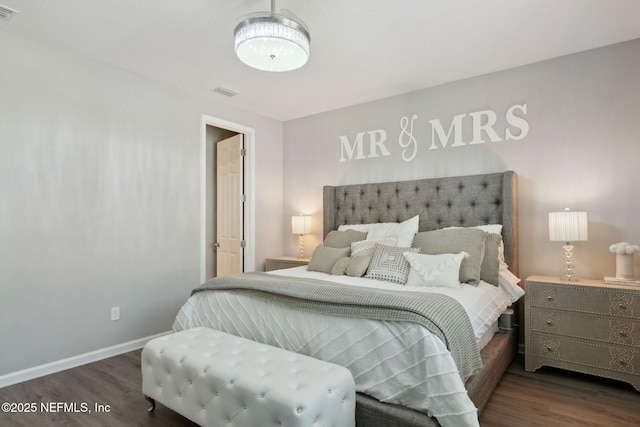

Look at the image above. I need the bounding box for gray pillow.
[346,255,372,277]
[308,245,350,274]
[365,244,420,284]
[330,257,350,275]
[481,233,501,286]
[412,228,487,285]
[323,230,368,249]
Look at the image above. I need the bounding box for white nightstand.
[265,256,311,272]
[525,275,640,391]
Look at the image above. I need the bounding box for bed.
[174,171,522,427]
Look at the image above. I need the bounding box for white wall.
[283,39,640,282]
[0,33,283,376]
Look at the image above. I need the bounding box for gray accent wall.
[0,33,283,376]
[283,39,640,282]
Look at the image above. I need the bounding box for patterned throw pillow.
[365,244,420,284]
[351,236,398,257]
[403,252,469,288]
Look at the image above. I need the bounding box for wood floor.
[0,352,638,426]
[481,356,640,427]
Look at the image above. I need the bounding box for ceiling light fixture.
[234,0,310,72]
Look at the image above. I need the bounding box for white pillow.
[340,215,419,247]
[403,251,469,288]
[339,221,395,234]
[351,236,398,257]
[472,224,502,235]
[498,269,524,303]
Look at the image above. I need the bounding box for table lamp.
[292,214,311,258]
[549,208,588,281]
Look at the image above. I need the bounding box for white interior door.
[216,134,244,276]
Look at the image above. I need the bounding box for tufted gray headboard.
[323,171,519,276]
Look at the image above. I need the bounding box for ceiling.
[2,0,640,122]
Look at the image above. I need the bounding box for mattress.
[173,267,514,427]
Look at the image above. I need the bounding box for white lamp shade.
[292,215,311,235]
[549,210,588,242]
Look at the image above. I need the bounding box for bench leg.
[145,395,156,412]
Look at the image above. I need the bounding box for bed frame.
[323,171,519,427]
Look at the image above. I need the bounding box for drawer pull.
[546,296,554,302]
[619,360,627,366]
[618,304,627,310]
[546,320,554,326]
[618,331,628,338]
[546,346,554,353]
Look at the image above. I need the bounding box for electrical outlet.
[110,306,120,321]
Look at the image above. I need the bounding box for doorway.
[200,115,255,283]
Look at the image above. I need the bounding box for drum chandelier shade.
[234,1,310,72]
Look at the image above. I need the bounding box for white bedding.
[173,267,517,427]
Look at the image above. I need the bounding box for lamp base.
[561,243,575,281]
[298,234,305,258]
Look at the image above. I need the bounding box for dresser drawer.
[529,308,640,348]
[527,282,640,318]
[530,332,640,376]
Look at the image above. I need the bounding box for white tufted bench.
[141,327,356,427]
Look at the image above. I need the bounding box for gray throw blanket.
[192,272,483,381]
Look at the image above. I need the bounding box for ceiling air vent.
[212,86,239,97]
[0,4,18,21]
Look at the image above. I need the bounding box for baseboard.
[0,330,172,389]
